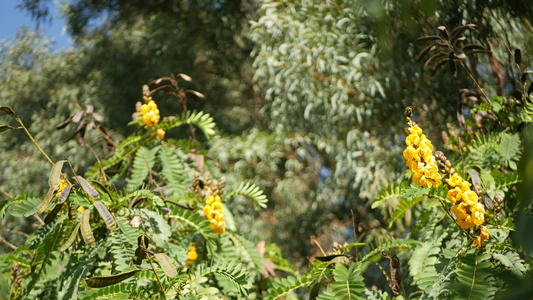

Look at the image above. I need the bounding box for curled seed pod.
[138,235,149,248]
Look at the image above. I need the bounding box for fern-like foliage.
[409,231,448,293]
[85,133,143,179]
[389,196,425,224]
[160,110,216,139]
[7,191,45,218]
[126,146,159,191]
[316,264,365,300]
[107,231,136,272]
[371,182,405,209]
[169,208,217,248]
[159,146,188,196]
[79,282,133,300]
[224,231,264,270]
[190,259,251,297]
[225,182,268,208]
[117,189,165,207]
[360,239,419,262]
[491,246,529,278]
[265,274,313,300]
[454,249,493,300]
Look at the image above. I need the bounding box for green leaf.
[409,231,447,292]
[9,196,45,217]
[390,196,424,224]
[159,146,188,196]
[361,239,419,262]
[329,263,365,299]
[371,182,404,209]
[225,231,264,270]
[454,249,493,300]
[226,182,268,208]
[126,146,159,191]
[160,110,216,139]
[192,259,251,297]
[265,274,313,300]
[499,133,521,170]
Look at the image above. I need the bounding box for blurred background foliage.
[2,0,533,270]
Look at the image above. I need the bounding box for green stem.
[148,256,167,300]
[16,117,53,165]
[433,195,473,240]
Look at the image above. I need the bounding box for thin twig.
[148,256,167,299]
[0,188,13,198]
[17,117,54,165]
[6,229,29,238]
[34,215,45,225]
[0,236,17,250]
[351,209,359,261]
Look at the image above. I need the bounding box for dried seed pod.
[473,185,483,197]
[382,250,402,296]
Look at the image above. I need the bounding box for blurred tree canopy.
[2,0,533,267]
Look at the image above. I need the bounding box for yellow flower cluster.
[447,173,486,229]
[140,96,160,127]
[472,226,490,250]
[203,195,225,234]
[403,123,442,188]
[185,245,198,265]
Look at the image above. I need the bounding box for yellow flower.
[459,181,471,192]
[448,173,463,188]
[403,146,418,162]
[473,225,490,250]
[156,129,165,140]
[472,237,484,250]
[478,225,490,240]
[405,134,421,147]
[186,245,198,265]
[461,190,478,206]
[471,202,485,226]
[408,124,423,136]
[139,99,161,127]
[452,203,475,229]
[447,187,463,204]
[77,206,85,213]
[204,194,225,234]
